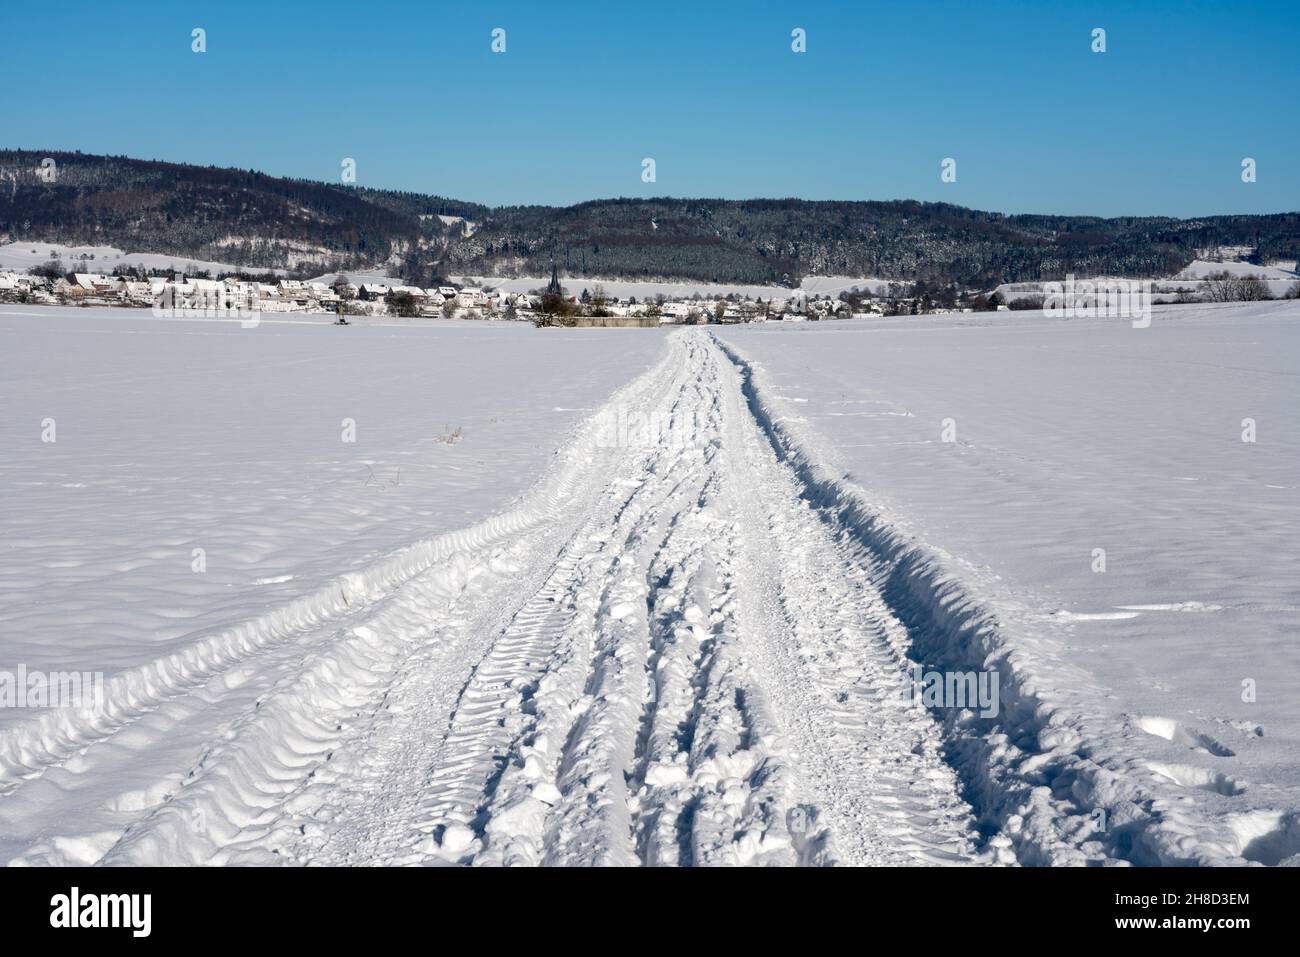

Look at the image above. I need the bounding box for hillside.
[0,150,475,275]
[443,199,1300,286]
[3,149,1298,286]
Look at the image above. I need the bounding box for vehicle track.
[89,330,991,866]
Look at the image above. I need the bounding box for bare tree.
[1202,271,1272,302]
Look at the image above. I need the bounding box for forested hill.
[3,149,1298,286]
[0,150,481,275]
[445,199,1300,286]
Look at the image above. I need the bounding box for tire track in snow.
[94,330,1000,866]
[470,341,725,866]
[712,338,979,864]
[308,336,720,866]
[446,334,976,866]
[83,335,692,864]
[712,333,1196,866]
[408,539,599,857]
[623,436,807,864]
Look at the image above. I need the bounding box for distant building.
[72,273,120,294]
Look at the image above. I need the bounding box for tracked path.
[9,331,992,866]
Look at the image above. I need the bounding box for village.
[5,258,1291,326]
[0,266,888,325]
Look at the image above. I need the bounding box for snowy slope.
[0,242,283,277]
[1174,259,1298,280]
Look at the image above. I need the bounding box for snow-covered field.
[997,260,1300,303]
[716,300,1300,865]
[1175,258,1298,281]
[0,242,281,278]
[0,306,665,864]
[2,300,1296,867]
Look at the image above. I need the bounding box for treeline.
[443,199,1300,286]
[3,150,1299,286]
[0,150,418,271]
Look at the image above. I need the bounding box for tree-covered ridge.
[2,150,1297,285]
[443,198,1300,285]
[0,150,422,271]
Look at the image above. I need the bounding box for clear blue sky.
[7,0,1298,216]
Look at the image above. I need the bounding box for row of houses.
[0,272,345,311]
[0,268,868,323]
[348,282,494,314]
[0,271,57,300]
[0,270,508,317]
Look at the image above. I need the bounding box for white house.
[73,273,121,294]
[121,281,152,304]
[306,282,340,303]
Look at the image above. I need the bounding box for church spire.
[547,255,561,295]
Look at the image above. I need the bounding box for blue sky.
[7,0,1298,216]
